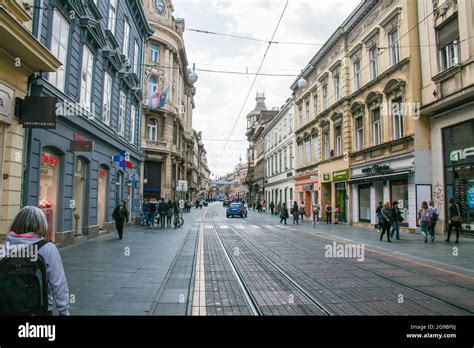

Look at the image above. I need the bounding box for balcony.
[141,139,168,152]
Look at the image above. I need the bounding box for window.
[335,126,342,156]
[150,43,160,63]
[48,12,69,91]
[389,29,400,66]
[369,46,378,79]
[437,18,460,71]
[305,99,310,123]
[173,123,178,145]
[355,117,364,151]
[118,91,126,136]
[148,76,158,98]
[334,72,341,101]
[123,20,130,56]
[298,142,303,168]
[102,72,112,125]
[80,45,94,111]
[133,41,139,73]
[289,113,293,133]
[108,0,117,34]
[130,104,136,144]
[323,132,329,160]
[271,156,274,175]
[298,104,303,128]
[305,139,311,166]
[322,84,328,110]
[392,98,403,140]
[279,152,282,173]
[353,60,361,91]
[284,147,288,170]
[147,119,157,141]
[372,108,381,145]
[313,133,319,164]
[313,93,318,116]
[289,145,293,169]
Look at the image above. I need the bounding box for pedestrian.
[280,203,289,224]
[446,198,462,244]
[1,206,70,315]
[141,198,149,226]
[379,202,392,242]
[299,201,305,221]
[390,201,403,240]
[292,201,300,224]
[428,200,438,242]
[376,201,384,233]
[313,203,320,224]
[113,200,129,240]
[195,199,199,209]
[277,202,281,216]
[326,204,332,224]
[179,198,185,213]
[158,198,167,228]
[148,198,157,227]
[334,206,340,224]
[256,200,262,213]
[270,201,275,215]
[166,200,174,228]
[418,201,431,243]
[199,199,203,210]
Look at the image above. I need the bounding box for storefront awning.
[348,171,412,185]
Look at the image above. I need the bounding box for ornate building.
[141,0,197,201]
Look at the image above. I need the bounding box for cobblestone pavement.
[60,203,473,316]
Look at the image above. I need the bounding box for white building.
[263,98,296,210]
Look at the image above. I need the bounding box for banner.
[159,88,168,108]
[148,88,161,109]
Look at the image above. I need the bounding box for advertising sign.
[333,169,349,182]
[176,180,188,192]
[21,96,58,129]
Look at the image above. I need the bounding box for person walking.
[2,206,71,315]
[446,198,462,243]
[158,198,167,228]
[256,200,262,213]
[141,198,150,226]
[390,201,403,240]
[299,201,306,221]
[270,201,275,215]
[326,204,332,224]
[279,203,289,224]
[313,203,320,224]
[292,201,300,224]
[379,202,393,242]
[428,200,438,242]
[418,201,431,243]
[166,200,174,228]
[376,201,384,233]
[113,200,129,240]
[199,199,203,210]
[148,198,157,228]
[334,206,340,224]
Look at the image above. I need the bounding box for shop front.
[39,151,61,241]
[333,169,349,223]
[443,120,474,235]
[294,173,318,217]
[349,154,416,230]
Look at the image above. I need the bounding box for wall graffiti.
[433,183,444,209]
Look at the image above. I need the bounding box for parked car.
[226,203,248,218]
[223,199,230,207]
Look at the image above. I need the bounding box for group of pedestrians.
[140,198,182,229]
[376,201,404,243]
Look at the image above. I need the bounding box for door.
[98,167,107,230]
[73,157,86,236]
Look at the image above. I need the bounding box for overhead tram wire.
[222,0,290,152]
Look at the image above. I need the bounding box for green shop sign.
[322,173,331,182]
[333,169,349,182]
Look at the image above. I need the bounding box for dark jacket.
[280,207,289,218]
[392,207,402,221]
[149,203,157,213]
[159,201,168,214]
[381,208,393,223]
[449,203,462,220]
[113,206,129,222]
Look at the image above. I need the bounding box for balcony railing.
[141,139,168,151]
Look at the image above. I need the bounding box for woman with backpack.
[113,200,129,240]
[279,203,289,224]
[379,202,393,242]
[428,200,438,242]
[166,200,174,228]
[1,206,70,315]
[292,201,300,224]
[418,201,431,243]
[158,198,168,228]
[446,198,462,244]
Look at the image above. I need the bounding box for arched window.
[147,118,158,141]
[148,76,158,98]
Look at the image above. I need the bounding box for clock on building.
[154,0,166,13]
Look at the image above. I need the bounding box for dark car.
[226,203,247,218]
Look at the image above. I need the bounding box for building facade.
[418,0,474,235]
[0,0,60,240]
[141,0,197,202]
[22,0,153,246]
[291,0,423,230]
[263,98,296,210]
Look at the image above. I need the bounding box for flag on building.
[159,88,168,108]
[148,88,161,109]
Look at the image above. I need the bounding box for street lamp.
[297,76,307,89]
[189,63,198,84]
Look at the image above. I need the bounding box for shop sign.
[21,96,57,129]
[362,164,391,175]
[41,153,59,166]
[176,180,188,192]
[99,169,107,178]
[113,150,133,169]
[333,169,349,182]
[70,141,94,152]
[468,186,474,209]
[0,84,14,125]
[302,184,314,191]
[128,174,139,184]
[322,173,331,183]
[450,147,474,162]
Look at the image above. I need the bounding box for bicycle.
[173,210,184,228]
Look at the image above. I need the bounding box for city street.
[61,203,474,316]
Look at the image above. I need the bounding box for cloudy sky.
[173,0,361,177]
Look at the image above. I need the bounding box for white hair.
[10,206,48,237]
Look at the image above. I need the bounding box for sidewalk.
[57,208,204,315]
[247,209,474,276]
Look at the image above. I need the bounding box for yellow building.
[0,1,60,239]
[292,0,423,230]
